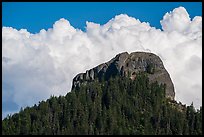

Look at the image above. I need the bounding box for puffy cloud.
[161,7,191,32]
[2,7,202,118]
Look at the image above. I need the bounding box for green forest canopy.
[2,73,202,135]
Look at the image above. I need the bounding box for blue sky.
[2,2,202,33]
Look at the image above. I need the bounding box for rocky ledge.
[72,52,175,100]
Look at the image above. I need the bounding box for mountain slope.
[72,52,175,100]
[2,52,202,135]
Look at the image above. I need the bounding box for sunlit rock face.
[72,52,175,100]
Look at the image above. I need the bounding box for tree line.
[2,73,202,135]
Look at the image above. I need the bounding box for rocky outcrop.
[72,52,175,100]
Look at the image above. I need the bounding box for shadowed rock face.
[72,52,175,100]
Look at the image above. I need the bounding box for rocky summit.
[72,52,175,100]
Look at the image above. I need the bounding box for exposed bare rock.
[72,52,175,100]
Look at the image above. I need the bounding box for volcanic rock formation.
[72,52,175,100]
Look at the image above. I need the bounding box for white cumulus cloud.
[2,6,202,118]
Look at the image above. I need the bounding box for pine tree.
[2,74,202,135]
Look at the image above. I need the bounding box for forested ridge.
[2,73,202,135]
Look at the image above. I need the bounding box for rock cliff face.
[72,52,175,100]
